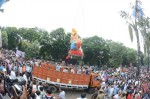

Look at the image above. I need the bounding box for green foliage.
[39,31,51,59]
[128,24,133,42]
[20,40,40,59]
[1,27,137,67]
[1,31,8,48]
[107,40,137,67]
[82,36,109,65]
[18,27,41,43]
[49,28,69,61]
[108,41,125,67]
[4,27,19,50]
[126,48,137,66]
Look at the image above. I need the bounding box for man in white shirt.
[58,88,65,99]
[18,65,22,76]
[113,90,122,99]
[135,80,139,86]
[123,83,128,91]
[23,73,28,84]
[56,63,61,71]
[108,85,114,98]
[35,91,41,99]
[10,69,16,77]
[77,67,82,74]
[70,68,75,74]
[63,68,68,73]
[101,80,106,89]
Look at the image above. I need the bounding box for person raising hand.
[20,85,29,99]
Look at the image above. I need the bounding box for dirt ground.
[53,90,92,99]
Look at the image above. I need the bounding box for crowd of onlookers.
[0,49,64,99]
[0,49,149,99]
[94,67,150,99]
[0,49,89,99]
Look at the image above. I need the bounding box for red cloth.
[77,39,82,48]
[69,50,83,56]
[66,56,70,59]
[142,83,148,93]
[127,94,131,99]
[127,93,134,99]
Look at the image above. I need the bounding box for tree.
[106,40,137,68]
[108,41,127,67]
[126,48,137,66]
[138,17,150,72]
[1,31,8,48]
[39,30,51,59]
[20,40,40,59]
[82,36,109,66]
[4,27,20,50]
[18,27,41,43]
[64,33,71,58]
[120,0,144,76]
[1,26,137,67]
[49,28,69,61]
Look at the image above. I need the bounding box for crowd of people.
[0,49,64,99]
[0,49,89,99]
[94,67,150,99]
[0,48,149,99]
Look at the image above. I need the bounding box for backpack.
[45,95,54,99]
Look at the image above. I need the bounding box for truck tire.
[88,88,95,94]
[49,85,58,93]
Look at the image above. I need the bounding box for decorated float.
[66,29,84,61]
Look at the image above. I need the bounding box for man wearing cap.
[96,89,105,99]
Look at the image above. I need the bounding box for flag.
[132,5,144,18]
[16,50,26,58]
[137,0,142,5]
[0,0,5,8]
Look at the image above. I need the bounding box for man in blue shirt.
[26,64,32,73]
[0,63,6,72]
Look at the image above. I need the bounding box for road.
[4,90,92,99]
[53,90,92,99]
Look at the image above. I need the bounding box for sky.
[0,0,150,50]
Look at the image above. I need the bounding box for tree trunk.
[148,48,149,73]
[135,0,140,76]
[136,34,141,76]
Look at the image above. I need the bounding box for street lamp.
[108,53,110,67]
[99,51,103,68]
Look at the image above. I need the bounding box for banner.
[16,50,25,58]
